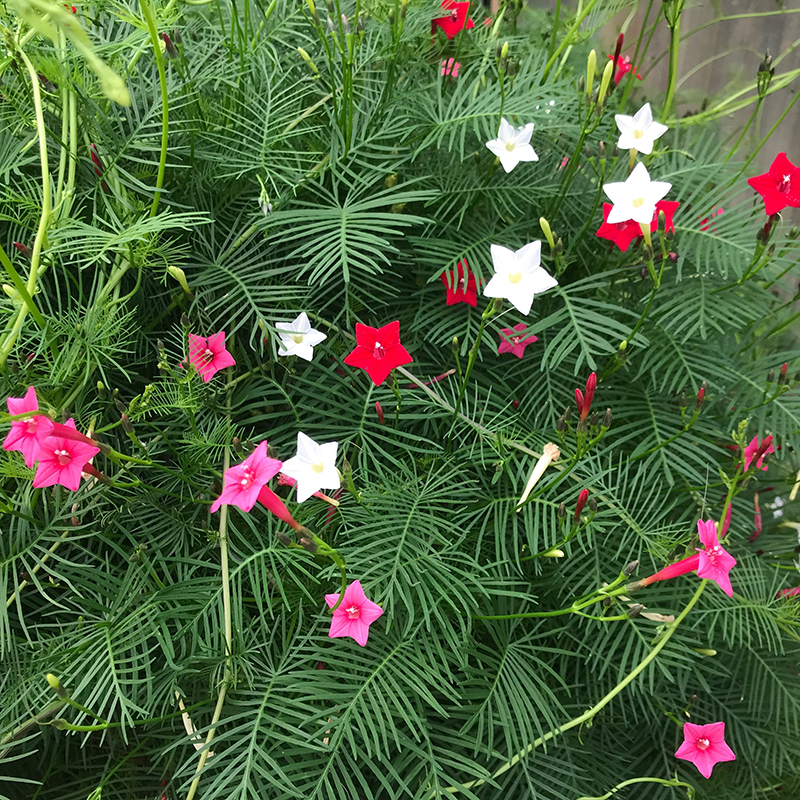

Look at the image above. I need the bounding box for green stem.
[546,0,561,63]
[141,0,169,216]
[0,48,52,367]
[662,13,681,121]
[576,776,696,800]
[441,581,706,796]
[542,0,599,78]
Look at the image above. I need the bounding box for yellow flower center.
[505,141,516,152]
[292,333,305,344]
[633,129,644,139]
[311,462,325,474]
[632,197,644,208]
[509,271,523,284]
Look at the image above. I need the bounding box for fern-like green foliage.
[1,1,800,799]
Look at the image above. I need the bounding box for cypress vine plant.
[2,0,800,798]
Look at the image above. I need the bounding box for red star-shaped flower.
[596,200,680,252]
[497,323,538,359]
[610,54,641,85]
[441,259,477,307]
[343,321,413,386]
[432,0,474,39]
[747,152,800,216]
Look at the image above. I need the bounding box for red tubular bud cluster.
[375,401,385,425]
[574,489,589,522]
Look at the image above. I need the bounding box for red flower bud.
[574,489,589,522]
[161,32,178,58]
[375,401,385,425]
[612,32,624,72]
[574,388,584,418]
[13,242,32,259]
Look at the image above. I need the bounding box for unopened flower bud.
[539,217,555,251]
[643,243,654,261]
[114,397,127,414]
[13,241,32,259]
[556,416,567,432]
[233,437,243,455]
[121,414,134,434]
[341,12,350,31]
[601,408,612,429]
[598,141,606,159]
[767,369,775,383]
[512,399,520,410]
[767,244,776,259]
[97,381,106,399]
[576,418,588,435]
[500,41,508,59]
[46,673,68,699]
[577,75,585,93]
[297,47,320,76]
[557,502,567,519]
[276,531,292,546]
[492,298,503,312]
[657,209,666,233]
[161,32,178,58]
[627,603,644,619]
[342,457,352,474]
[375,401,385,425]
[173,28,183,44]
[555,237,563,254]
[300,537,318,553]
[451,336,459,354]
[586,49,596,97]
[589,411,599,428]
[588,497,597,513]
[180,313,190,329]
[679,390,687,408]
[574,488,589,522]
[167,265,191,295]
[694,385,705,412]
[779,362,788,385]
[623,559,639,576]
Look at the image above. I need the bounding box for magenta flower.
[33,419,100,491]
[697,519,737,598]
[324,580,384,647]
[675,721,736,779]
[210,441,282,513]
[497,323,538,359]
[441,58,460,78]
[187,331,236,383]
[743,435,774,472]
[3,386,54,468]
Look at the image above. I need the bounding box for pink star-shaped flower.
[696,519,737,598]
[743,435,774,472]
[441,58,461,78]
[675,721,736,779]
[187,331,236,383]
[3,386,54,468]
[324,580,384,646]
[431,0,474,39]
[343,321,413,386]
[441,259,477,306]
[747,152,800,216]
[33,418,100,491]
[210,441,283,513]
[596,200,680,252]
[497,323,538,359]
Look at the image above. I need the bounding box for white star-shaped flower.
[281,432,340,503]
[614,102,668,156]
[485,118,539,173]
[603,162,672,225]
[483,241,557,316]
[275,313,327,361]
